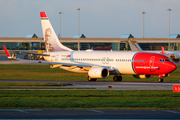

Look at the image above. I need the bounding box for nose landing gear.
[158,78,163,82]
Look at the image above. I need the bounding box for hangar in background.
[0,34,180,52]
[25,34,38,38]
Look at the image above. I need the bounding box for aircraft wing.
[19,59,116,71]
[19,59,90,67]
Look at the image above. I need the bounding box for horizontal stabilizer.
[18,51,50,56]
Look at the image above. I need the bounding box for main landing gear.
[88,76,97,82]
[158,78,163,82]
[88,76,123,82]
[113,75,122,82]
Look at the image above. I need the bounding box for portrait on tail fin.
[40,12,72,52]
[44,28,54,52]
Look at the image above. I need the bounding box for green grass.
[0,65,179,110]
[0,82,96,89]
[0,87,95,89]
[0,90,179,110]
[0,64,87,80]
[0,64,180,82]
[0,82,71,86]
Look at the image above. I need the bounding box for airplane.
[2,12,177,82]
[128,39,180,62]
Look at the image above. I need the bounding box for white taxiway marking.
[89,110,104,113]
[164,110,180,114]
[16,110,29,113]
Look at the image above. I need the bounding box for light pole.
[59,12,63,39]
[167,8,172,51]
[141,11,146,38]
[77,8,81,50]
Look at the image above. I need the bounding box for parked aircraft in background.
[128,39,180,62]
[3,12,177,82]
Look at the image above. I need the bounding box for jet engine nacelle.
[88,67,109,78]
[133,75,152,79]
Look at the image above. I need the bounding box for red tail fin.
[161,46,165,55]
[40,12,47,18]
[2,45,12,59]
[40,12,72,52]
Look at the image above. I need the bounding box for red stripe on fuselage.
[133,52,176,75]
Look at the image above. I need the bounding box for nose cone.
[167,62,177,73]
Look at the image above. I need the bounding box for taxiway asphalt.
[0,109,180,119]
[0,79,179,90]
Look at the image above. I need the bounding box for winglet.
[2,45,12,59]
[161,46,165,55]
[40,12,47,18]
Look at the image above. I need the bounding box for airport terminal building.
[0,34,180,52]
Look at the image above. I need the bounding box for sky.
[0,0,180,38]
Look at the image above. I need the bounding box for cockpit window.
[165,59,170,61]
[159,59,170,62]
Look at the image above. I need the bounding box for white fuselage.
[44,51,137,75]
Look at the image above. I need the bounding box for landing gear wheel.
[113,76,118,81]
[158,78,163,82]
[113,75,122,81]
[88,76,92,82]
[118,76,122,81]
[88,76,97,82]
